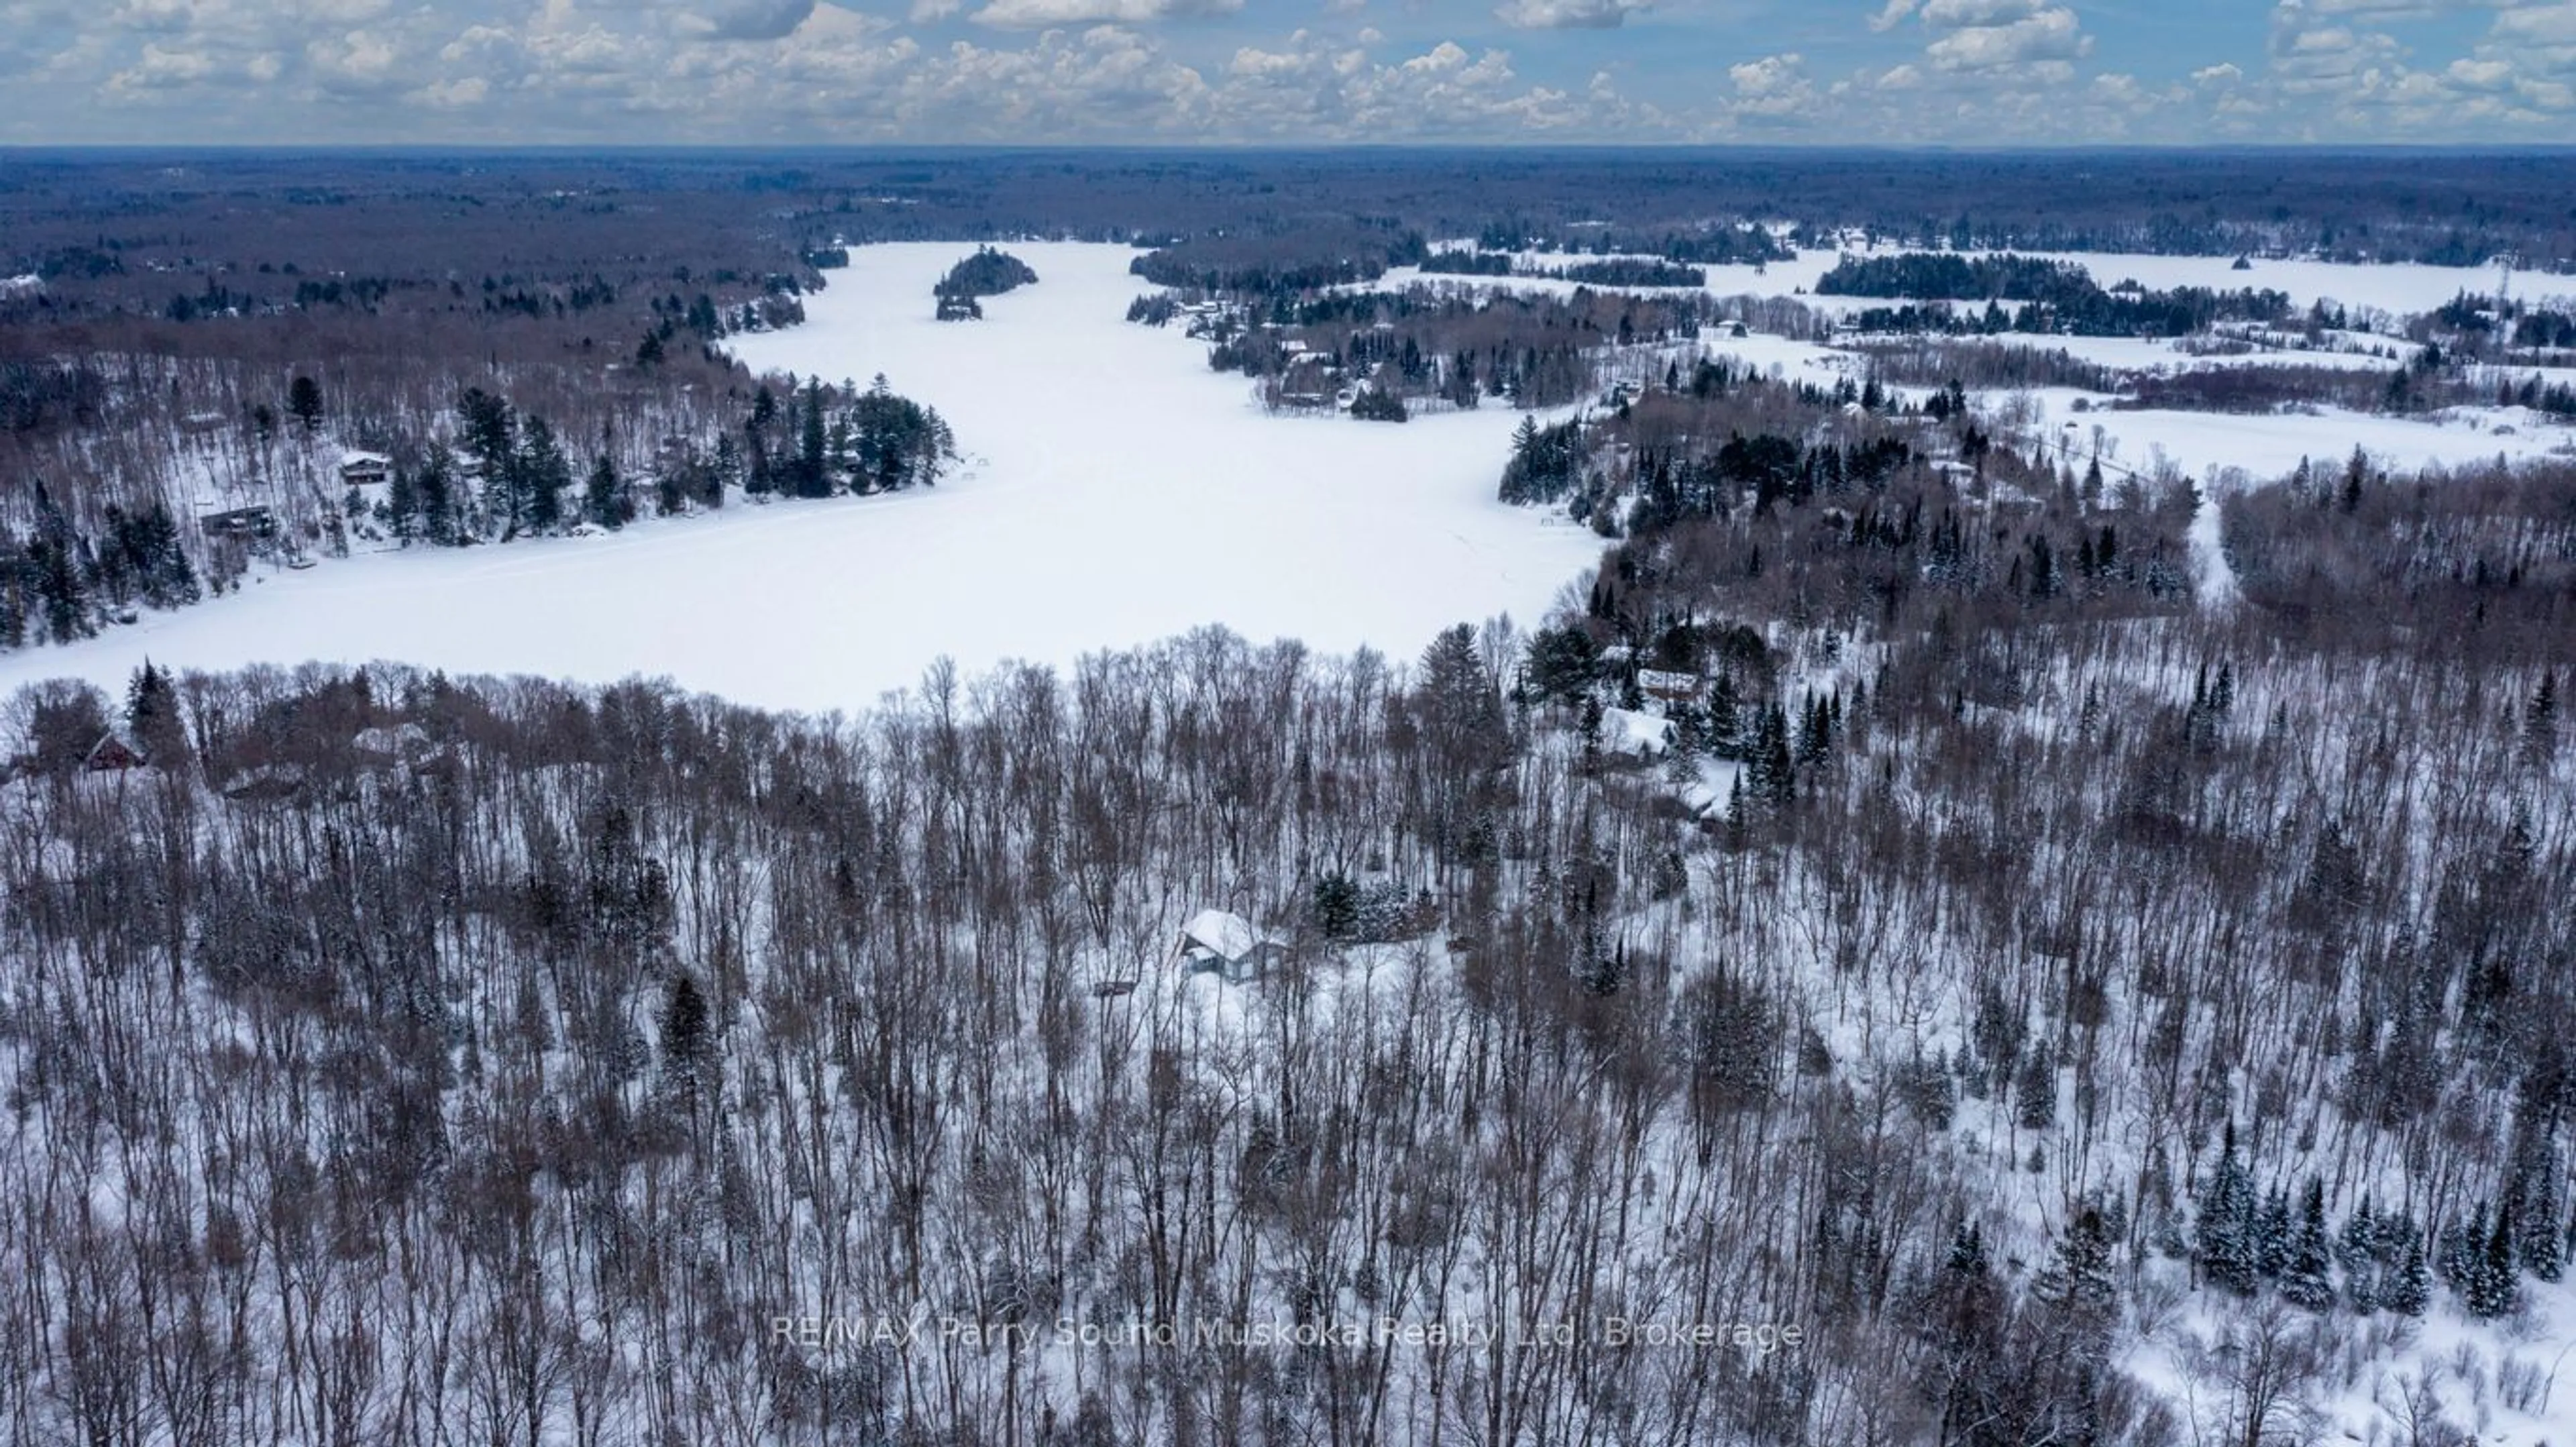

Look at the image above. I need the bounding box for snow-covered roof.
[1181,908,1266,961]
[1638,668,1703,694]
[341,450,391,468]
[1600,707,1671,757]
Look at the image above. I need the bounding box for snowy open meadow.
[0,243,1601,711]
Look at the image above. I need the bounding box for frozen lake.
[0,243,1603,712]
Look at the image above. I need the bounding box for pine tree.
[798,378,830,497]
[124,659,186,765]
[2282,1178,2334,1311]
[2015,1038,2057,1130]
[586,452,629,530]
[2198,1124,2259,1294]
[661,973,710,1107]
[287,374,324,437]
[2465,1205,2522,1318]
[2340,1196,2381,1314]
[2385,1234,2431,1316]
[517,416,571,534]
[2439,1202,2485,1291]
[2253,1183,2292,1281]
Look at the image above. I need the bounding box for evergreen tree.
[287,374,324,436]
[2385,1234,2431,1316]
[585,451,630,530]
[2015,1038,2056,1131]
[2198,1124,2259,1294]
[661,972,710,1107]
[417,444,459,546]
[124,659,186,765]
[2253,1184,2292,1281]
[2282,1178,2334,1311]
[2465,1205,2522,1318]
[517,415,571,534]
[2339,1196,2381,1314]
[798,378,830,497]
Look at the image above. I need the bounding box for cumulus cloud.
[1494,0,1649,30]
[682,0,817,40]
[1925,5,2089,70]
[969,0,1238,28]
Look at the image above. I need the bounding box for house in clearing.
[1175,909,1287,985]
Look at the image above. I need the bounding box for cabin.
[1638,669,1706,704]
[339,451,392,488]
[1176,909,1286,985]
[84,732,148,773]
[934,294,982,322]
[198,504,275,539]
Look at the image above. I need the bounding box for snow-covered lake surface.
[0,243,1601,712]
[6,241,2571,710]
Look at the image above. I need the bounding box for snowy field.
[0,243,1601,713]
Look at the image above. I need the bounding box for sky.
[0,0,2571,146]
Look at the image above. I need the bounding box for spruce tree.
[2198,1124,2259,1294]
[288,374,323,436]
[586,452,629,530]
[517,416,570,533]
[2282,1178,2334,1311]
[2254,1184,2292,1281]
[2385,1234,2430,1317]
[2465,1205,2522,1318]
[124,659,185,765]
[2340,1196,2381,1314]
[2015,1039,2057,1131]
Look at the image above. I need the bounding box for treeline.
[1128,222,1428,292]
[1823,254,2297,339]
[1420,249,1708,287]
[0,488,200,649]
[1470,219,1794,265]
[0,357,955,648]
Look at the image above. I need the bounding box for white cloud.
[1494,0,1650,30]
[1918,0,2039,26]
[969,0,1238,27]
[1868,0,1917,32]
[682,0,816,40]
[1925,5,2090,70]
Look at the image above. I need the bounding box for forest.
[3,335,2571,1445]
[4,149,2576,1446]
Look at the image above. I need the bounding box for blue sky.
[1,0,2571,144]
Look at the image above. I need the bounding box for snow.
[1599,706,1670,757]
[1179,908,1262,961]
[0,244,1601,714]
[2003,388,2572,484]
